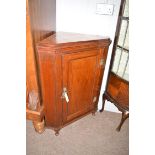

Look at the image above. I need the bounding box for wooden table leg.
[99,93,107,112]
[116,111,129,131]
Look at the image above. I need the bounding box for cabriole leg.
[116,111,129,131]
[99,93,106,112]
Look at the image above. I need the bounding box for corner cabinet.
[36,32,111,135]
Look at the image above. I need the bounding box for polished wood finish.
[33,119,45,134]
[26,0,39,97]
[26,0,56,133]
[107,72,129,110]
[28,0,56,46]
[100,0,129,131]
[26,104,44,122]
[116,111,129,131]
[62,49,104,123]
[37,32,111,134]
[100,72,129,131]
[27,0,56,103]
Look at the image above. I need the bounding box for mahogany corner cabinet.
[36,32,111,135]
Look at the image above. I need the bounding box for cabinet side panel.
[38,52,57,126]
[93,47,109,108]
[97,47,109,90]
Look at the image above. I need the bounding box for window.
[112,0,129,81]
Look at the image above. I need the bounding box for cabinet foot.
[92,108,97,116]
[54,129,60,136]
[116,111,129,131]
[92,111,96,116]
[33,119,45,134]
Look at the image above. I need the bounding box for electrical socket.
[96,3,114,15]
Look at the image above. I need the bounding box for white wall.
[56,0,121,113]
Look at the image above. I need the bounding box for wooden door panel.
[62,50,100,123]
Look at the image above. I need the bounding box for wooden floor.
[27,111,129,155]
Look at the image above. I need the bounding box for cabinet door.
[62,49,101,123]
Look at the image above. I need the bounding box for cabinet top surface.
[37,32,111,47]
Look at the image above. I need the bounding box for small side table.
[100,72,129,131]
